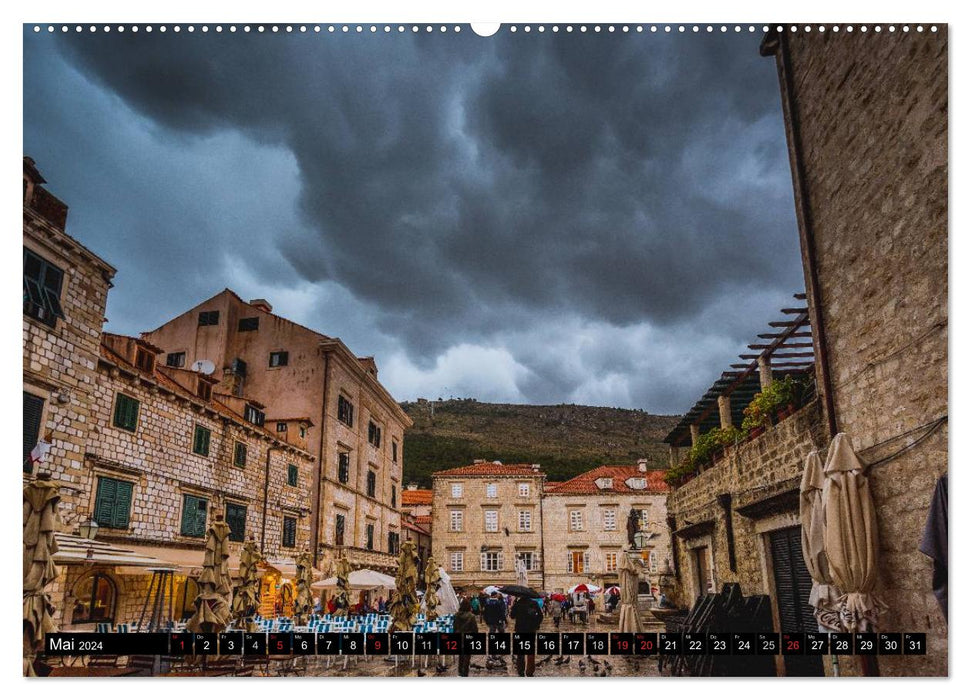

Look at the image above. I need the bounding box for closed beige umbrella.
[423,557,441,622]
[617,550,642,633]
[388,541,420,632]
[23,475,61,676]
[187,515,233,633]
[293,550,314,625]
[332,549,351,616]
[231,538,262,631]
[800,450,841,631]
[822,433,886,632]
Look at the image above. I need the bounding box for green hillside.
[400,399,680,487]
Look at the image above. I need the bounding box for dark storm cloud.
[23,27,802,413]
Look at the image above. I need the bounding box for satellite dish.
[191,359,216,375]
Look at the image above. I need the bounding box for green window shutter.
[287,464,298,486]
[113,394,139,431]
[112,480,133,529]
[226,504,247,542]
[234,442,247,467]
[94,477,117,528]
[181,495,208,537]
[195,497,209,536]
[180,496,195,536]
[193,425,211,456]
[23,392,45,471]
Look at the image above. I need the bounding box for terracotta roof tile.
[414,515,432,526]
[401,489,433,506]
[431,463,543,477]
[544,465,669,495]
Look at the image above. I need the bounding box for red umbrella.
[605,586,620,596]
[551,593,567,602]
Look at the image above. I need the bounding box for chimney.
[249,298,272,314]
[532,464,541,472]
[637,459,648,473]
[473,459,486,464]
[406,483,418,491]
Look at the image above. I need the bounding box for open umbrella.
[482,585,501,595]
[388,541,420,632]
[568,583,601,595]
[423,557,441,621]
[551,593,568,602]
[313,568,396,591]
[23,474,61,676]
[293,550,315,625]
[799,450,841,632]
[187,514,233,634]
[499,584,542,598]
[231,538,262,631]
[617,552,642,633]
[822,434,887,632]
[605,586,621,596]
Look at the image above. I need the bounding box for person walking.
[454,598,479,677]
[483,591,506,634]
[551,598,563,629]
[470,593,481,618]
[510,596,543,677]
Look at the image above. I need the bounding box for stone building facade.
[544,462,671,595]
[23,157,116,505]
[761,27,948,677]
[430,463,545,590]
[142,289,412,575]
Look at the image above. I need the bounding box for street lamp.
[633,531,649,550]
[78,518,99,540]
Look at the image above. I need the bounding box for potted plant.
[742,392,774,438]
[771,376,798,421]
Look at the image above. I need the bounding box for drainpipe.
[538,480,546,591]
[311,350,331,568]
[261,446,280,553]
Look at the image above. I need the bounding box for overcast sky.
[23,26,803,414]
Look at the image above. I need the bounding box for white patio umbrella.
[568,583,601,595]
[799,449,841,631]
[822,433,887,632]
[311,568,397,591]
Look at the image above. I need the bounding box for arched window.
[72,573,117,624]
[175,577,199,618]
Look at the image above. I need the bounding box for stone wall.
[667,401,827,608]
[769,28,948,676]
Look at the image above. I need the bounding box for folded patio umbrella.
[187,517,233,634]
[423,557,441,621]
[822,433,887,632]
[23,476,61,676]
[231,538,262,631]
[617,553,643,633]
[800,450,842,631]
[388,541,420,631]
[293,550,315,625]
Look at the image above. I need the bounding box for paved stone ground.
[297,613,665,678]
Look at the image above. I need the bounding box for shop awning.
[124,542,240,575]
[53,533,177,570]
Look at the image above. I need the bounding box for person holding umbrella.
[502,585,543,677]
[453,597,479,677]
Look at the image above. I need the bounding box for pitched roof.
[401,489,433,506]
[544,465,669,495]
[402,519,431,536]
[414,515,432,526]
[431,463,544,478]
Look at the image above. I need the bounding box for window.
[368,421,382,448]
[299,425,307,438]
[338,452,350,484]
[269,351,288,367]
[287,463,299,487]
[243,404,265,426]
[595,477,614,490]
[180,494,208,537]
[165,352,186,368]
[450,551,464,572]
[391,484,397,508]
[234,441,247,468]
[282,516,297,548]
[71,573,116,624]
[485,483,497,499]
[605,552,618,573]
[197,310,219,326]
[23,392,44,473]
[392,440,399,463]
[569,551,590,573]
[603,509,616,531]
[337,395,354,426]
[388,531,399,555]
[518,483,530,498]
[366,523,375,550]
[23,248,64,327]
[238,316,259,332]
[484,510,498,532]
[639,509,651,531]
[192,425,211,456]
[197,380,212,402]
[335,513,346,546]
[450,483,463,498]
[517,551,536,571]
[112,393,140,432]
[366,470,377,498]
[277,422,288,433]
[449,510,463,532]
[134,348,155,373]
[626,477,647,490]
[518,510,532,532]
[93,477,133,529]
[481,551,503,572]
[649,550,659,573]
[225,503,247,543]
[570,510,584,531]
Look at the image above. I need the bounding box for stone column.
[689,424,701,446]
[718,394,733,429]
[668,445,683,468]
[758,356,773,391]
